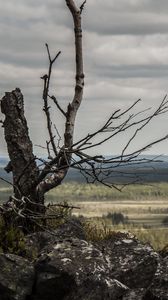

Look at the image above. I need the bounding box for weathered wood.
[1,88,39,197]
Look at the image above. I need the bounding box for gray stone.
[95,231,159,288]
[24,218,86,259]
[33,238,128,300]
[144,256,168,300]
[0,253,34,300]
[122,288,146,300]
[0,222,167,300]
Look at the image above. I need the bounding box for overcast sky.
[1,0,168,157]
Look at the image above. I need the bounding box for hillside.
[1,155,168,184]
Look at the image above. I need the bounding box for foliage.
[84,218,168,251]
[132,227,168,251]
[46,201,73,230]
[46,182,168,203]
[162,216,168,226]
[160,244,168,257]
[0,200,73,258]
[0,216,26,255]
[83,219,116,241]
[104,212,129,225]
[0,181,168,253]
[46,205,168,251]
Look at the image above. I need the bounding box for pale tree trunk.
[35,0,85,194]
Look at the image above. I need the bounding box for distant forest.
[1,155,168,184]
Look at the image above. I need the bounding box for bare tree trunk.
[1,88,45,231]
[1,88,39,196]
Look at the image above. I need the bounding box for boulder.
[55,217,86,240]
[144,256,168,300]
[0,253,34,300]
[32,238,128,300]
[122,288,146,300]
[95,231,159,288]
[24,217,86,259]
[30,238,128,300]
[0,220,167,300]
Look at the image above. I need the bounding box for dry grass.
[0,181,168,250]
[84,218,168,250]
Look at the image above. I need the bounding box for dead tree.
[1,0,168,231]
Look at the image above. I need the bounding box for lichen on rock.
[0,219,167,300]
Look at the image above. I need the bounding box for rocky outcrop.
[144,255,168,300]
[33,238,128,300]
[0,219,167,300]
[0,253,34,300]
[94,231,159,288]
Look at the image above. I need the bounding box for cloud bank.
[1,0,168,156]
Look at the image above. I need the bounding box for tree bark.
[1,88,39,198]
[1,88,45,231]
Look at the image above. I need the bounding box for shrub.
[105,212,129,225]
[162,216,168,226]
[0,216,26,255]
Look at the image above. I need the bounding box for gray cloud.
[81,0,168,36]
[1,0,168,156]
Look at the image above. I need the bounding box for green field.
[0,181,168,250]
[45,182,168,224]
[47,182,168,249]
[47,182,168,201]
[1,182,168,224]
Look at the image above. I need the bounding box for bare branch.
[49,95,67,117]
[45,43,61,64]
[41,44,61,156]
[73,96,168,152]
[72,99,141,148]
[54,124,62,149]
[48,203,80,210]
[80,0,87,14]
[0,176,13,186]
[45,43,52,62]
[46,141,53,160]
